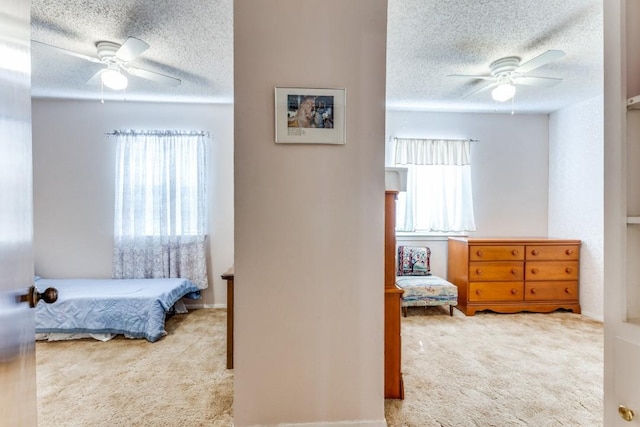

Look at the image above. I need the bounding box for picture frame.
[274,87,346,144]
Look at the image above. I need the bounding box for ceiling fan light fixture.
[101,68,128,90]
[491,83,516,102]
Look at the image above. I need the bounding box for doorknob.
[19,285,58,308]
[619,405,635,422]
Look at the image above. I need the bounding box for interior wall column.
[233,0,388,426]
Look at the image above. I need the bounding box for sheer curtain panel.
[112,130,209,289]
[394,138,476,233]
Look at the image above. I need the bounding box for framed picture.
[274,87,346,144]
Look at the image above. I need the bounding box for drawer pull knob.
[476,269,483,275]
[619,405,635,422]
[476,250,484,257]
[511,268,518,275]
[531,249,540,256]
[530,288,537,295]
[566,249,574,255]
[565,288,571,294]
[512,249,519,256]
[475,289,483,295]
[531,268,539,274]
[565,267,573,274]
[511,289,519,295]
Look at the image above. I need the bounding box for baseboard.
[580,309,603,322]
[183,303,226,309]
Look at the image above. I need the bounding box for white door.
[604,0,640,425]
[0,0,38,425]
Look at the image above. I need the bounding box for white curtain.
[394,138,476,232]
[112,130,209,289]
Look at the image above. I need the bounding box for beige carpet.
[36,309,233,427]
[36,307,602,426]
[386,306,603,427]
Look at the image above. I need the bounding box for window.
[393,138,476,233]
[113,130,207,238]
[112,130,209,289]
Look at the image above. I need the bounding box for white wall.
[30,97,601,316]
[387,111,550,277]
[549,96,604,321]
[31,100,234,307]
[233,1,387,426]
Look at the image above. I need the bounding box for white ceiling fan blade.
[127,67,181,87]
[513,76,563,87]
[115,37,150,62]
[462,81,497,99]
[86,68,106,85]
[447,74,494,80]
[515,50,565,74]
[32,40,103,64]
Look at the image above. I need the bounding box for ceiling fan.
[448,50,565,102]
[32,37,181,90]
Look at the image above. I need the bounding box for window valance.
[393,138,471,166]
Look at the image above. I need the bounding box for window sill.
[395,232,468,241]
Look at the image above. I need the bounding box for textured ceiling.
[31,0,234,104]
[31,0,603,113]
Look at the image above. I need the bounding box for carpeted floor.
[36,307,602,426]
[36,309,233,427]
[386,306,603,426]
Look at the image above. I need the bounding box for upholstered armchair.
[396,246,458,316]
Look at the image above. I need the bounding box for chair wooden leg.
[402,306,407,317]
[449,305,454,316]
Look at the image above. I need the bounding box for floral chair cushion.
[396,276,458,307]
[397,246,431,276]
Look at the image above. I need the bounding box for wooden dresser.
[447,238,581,316]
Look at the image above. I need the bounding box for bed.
[34,277,200,342]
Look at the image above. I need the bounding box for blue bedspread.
[35,278,200,342]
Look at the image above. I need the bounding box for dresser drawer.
[469,261,524,281]
[469,282,524,301]
[470,245,524,261]
[526,245,580,260]
[525,281,579,301]
[525,261,579,281]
